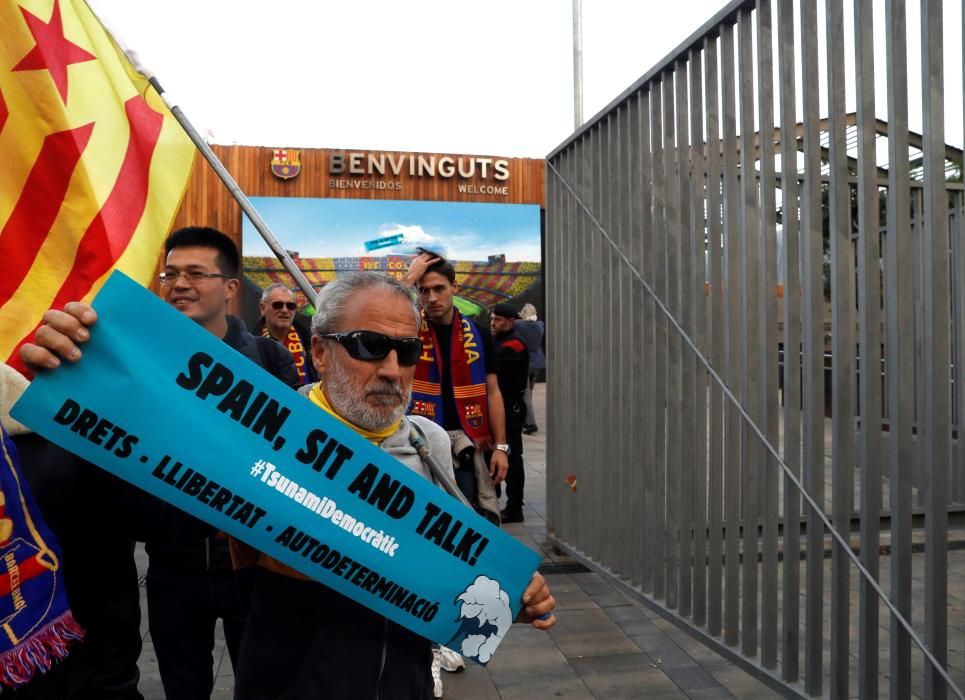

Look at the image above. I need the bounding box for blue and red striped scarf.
[410,310,492,450]
[0,425,82,686]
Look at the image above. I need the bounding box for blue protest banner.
[11,271,540,664]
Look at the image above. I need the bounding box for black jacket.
[493,330,529,405]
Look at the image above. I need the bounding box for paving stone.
[485,625,579,686]
[591,592,634,607]
[497,677,595,699]
[605,604,649,622]
[571,651,687,697]
[645,644,700,670]
[552,581,600,610]
[660,664,721,692]
[616,617,663,637]
[440,664,502,699]
[705,664,780,699]
[548,607,642,658]
[631,631,687,655]
[571,573,616,597]
[687,687,736,698]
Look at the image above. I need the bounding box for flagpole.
[145,76,318,305]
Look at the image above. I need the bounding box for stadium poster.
[241,197,542,319]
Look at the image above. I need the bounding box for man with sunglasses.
[22,226,299,700]
[205,271,555,698]
[252,283,318,385]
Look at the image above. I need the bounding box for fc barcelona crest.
[464,402,485,429]
[271,148,301,180]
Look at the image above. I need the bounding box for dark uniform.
[493,327,529,522]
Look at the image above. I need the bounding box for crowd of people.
[1,227,553,699]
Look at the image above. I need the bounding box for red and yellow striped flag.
[0,0,195,374]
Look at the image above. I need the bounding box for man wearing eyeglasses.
[22,270,558,698]
[251,283,318,385]
[22,226,299,700]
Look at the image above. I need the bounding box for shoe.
[523,425,538,434]
[500,507,524,524]
[438,645,466,673]
[431,648,444,697]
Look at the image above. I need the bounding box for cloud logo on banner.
[447,575,512,663]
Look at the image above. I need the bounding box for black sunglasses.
[321,331,422,366]
[271,301,297,311]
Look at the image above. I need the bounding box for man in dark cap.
[489,303,529,524]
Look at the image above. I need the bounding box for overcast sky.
[88,1,964,160]
[88,0,728,157]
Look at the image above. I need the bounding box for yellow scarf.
[308,383,400,445]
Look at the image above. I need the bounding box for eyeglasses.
[321,331,422,366]
[159,270,232,286]
[270,301,297,311]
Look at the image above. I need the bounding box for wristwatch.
[495,444,511,456]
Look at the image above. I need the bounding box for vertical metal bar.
[546,155,557,536]
[854,1,882,696]
[914,184,925,509]
[642,86,658,597]
[593,121,606,565]
[574,134,587,554]
[651,79,669,602]
[555,148,567,542]
[561,149,573,539]
[555,149,567,543]
[676,58,695,619]
[704,33,725,639]
[617,103,633,580]
[776,0,802,682]
[602,114,617,571]
[565,141,577,548]
[689,45,709,629]
[628,90,646,589]
[613,103,625,577]
[799,0,827,692]
[578,132,593,553]
[920,1,950,696]
[737,7,760,658]
[720,20,742,648]
[755,0,779,670]
[826,1,855,697]
[664,70,681,611]
[959,0,965,513]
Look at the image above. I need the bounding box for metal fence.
[545,1,965,697]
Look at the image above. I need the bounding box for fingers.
[520,572,557,629]
[19,304,97,371]
[62,302,98,327]
[489,452,508,485]
[20,343,62,371]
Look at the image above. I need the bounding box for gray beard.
[324,355,411,432]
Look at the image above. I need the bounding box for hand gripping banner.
[11,271,540,664]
